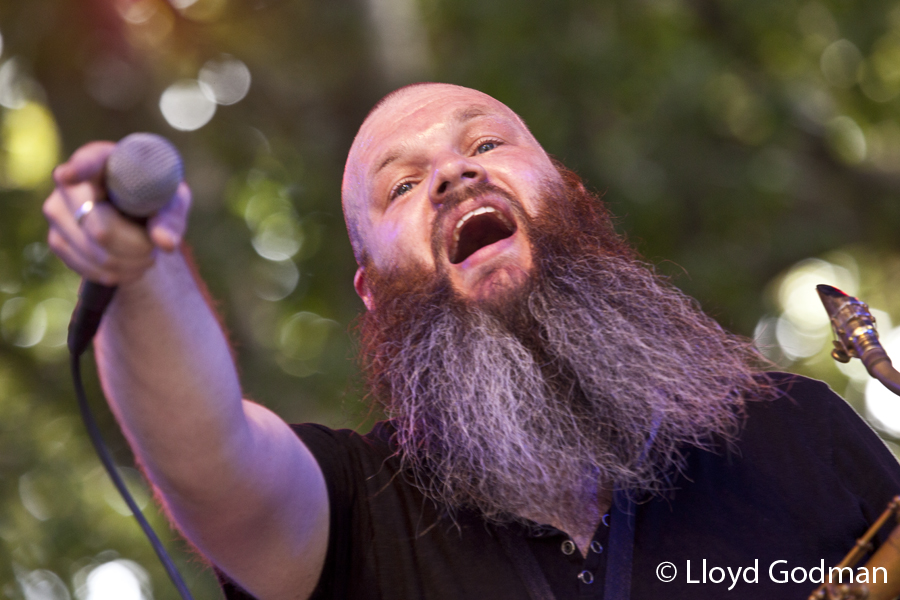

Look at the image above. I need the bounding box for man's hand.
[43,140,191,285]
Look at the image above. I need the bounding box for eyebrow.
[372,105,493,177]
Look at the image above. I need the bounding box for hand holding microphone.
[43,133,191,355]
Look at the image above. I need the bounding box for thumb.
[148,182,191,251]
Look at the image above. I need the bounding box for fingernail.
[53,165,70,184]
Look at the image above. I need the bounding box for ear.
[354,267,375,311]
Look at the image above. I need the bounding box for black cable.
[70,351,195,600]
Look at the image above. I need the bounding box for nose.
[428,152,486,205]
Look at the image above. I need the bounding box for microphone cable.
[70,348,195,600]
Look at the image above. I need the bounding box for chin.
[459,265,531,306]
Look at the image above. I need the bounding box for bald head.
[341,83,551,267]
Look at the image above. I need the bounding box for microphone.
[67,133,184,356]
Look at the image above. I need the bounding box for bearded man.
[44,83,900,600]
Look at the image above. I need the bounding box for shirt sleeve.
[289,422,397,600]
[215,423,363,599]
[800,377,900,519]
[771,373,900,539]
[288,423,357,599]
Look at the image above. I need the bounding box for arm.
[44,142,328,600]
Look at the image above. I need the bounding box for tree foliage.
[1,0,899,597]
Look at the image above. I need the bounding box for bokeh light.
[277,311,338,377]
[2,102,61,189]
[826,115,867,164]
[252,212,304,261]
[705,72,774,144]
[36,298,75,349]
[81,560,150,600]
[18,471,52,521]
[756,256,859,362]
[1,297,47,348]
[867,120,900,172]
[15,568,70,600]
[83,466,151,517]
[84,56,146,111]
[171,0,228,22]
[159,80,217,131]
[0,59,27,110]
[72,557,152,600]
[820,39,862,88]
[861,31,900,101]
[252,258,300,301]
[866,327,900,436]
[199,55,251,105]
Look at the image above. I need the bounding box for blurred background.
[1,0,900,597]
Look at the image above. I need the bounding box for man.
[44,83,900,599]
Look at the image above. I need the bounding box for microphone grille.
[105,133,184,218]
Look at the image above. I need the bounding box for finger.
[82,202,155,258]
[48,228,116,286]
[49,223,156,286]
[53,141,116,186]
[43,188,111,265]
[148,181,192,251]
[55,180,106,218]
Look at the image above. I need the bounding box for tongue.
[452,214,515,264]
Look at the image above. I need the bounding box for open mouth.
[449,206,517,265]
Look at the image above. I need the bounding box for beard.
[358,166,768,535]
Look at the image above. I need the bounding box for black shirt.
[220,373,900,599]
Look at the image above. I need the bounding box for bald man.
[44,84,900,600]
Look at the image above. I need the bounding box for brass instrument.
[809,285,900,600]
[808,497,900,599]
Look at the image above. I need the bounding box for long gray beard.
[359,174,768,534]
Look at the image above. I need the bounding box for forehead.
[344,85,533,198]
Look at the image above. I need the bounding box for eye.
[475,139,502,154]
[390,180,416,200]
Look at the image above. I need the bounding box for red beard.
[356,164,764,531]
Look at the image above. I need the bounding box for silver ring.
[74,200,95,226]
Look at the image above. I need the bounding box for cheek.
[492,156,561,216]
[368,207,436,272]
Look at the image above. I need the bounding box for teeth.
[452,206,512,243]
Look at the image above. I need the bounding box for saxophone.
[808,286,900,600]
[807,496,900,599]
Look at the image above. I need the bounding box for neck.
[522,485,612,557]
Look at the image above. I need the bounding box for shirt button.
[578,570,595,584]
[561,540,576,555]
[590,541,603,554]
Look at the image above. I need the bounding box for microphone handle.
[68,280,117,357]
[66,210,149,357]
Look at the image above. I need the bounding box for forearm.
[93,247,250,504]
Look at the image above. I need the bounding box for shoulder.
[736,371,882,457]
[742,371,859,436]
[738,372,900,489]
[287,420,399,490]
[290,420,396,454]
